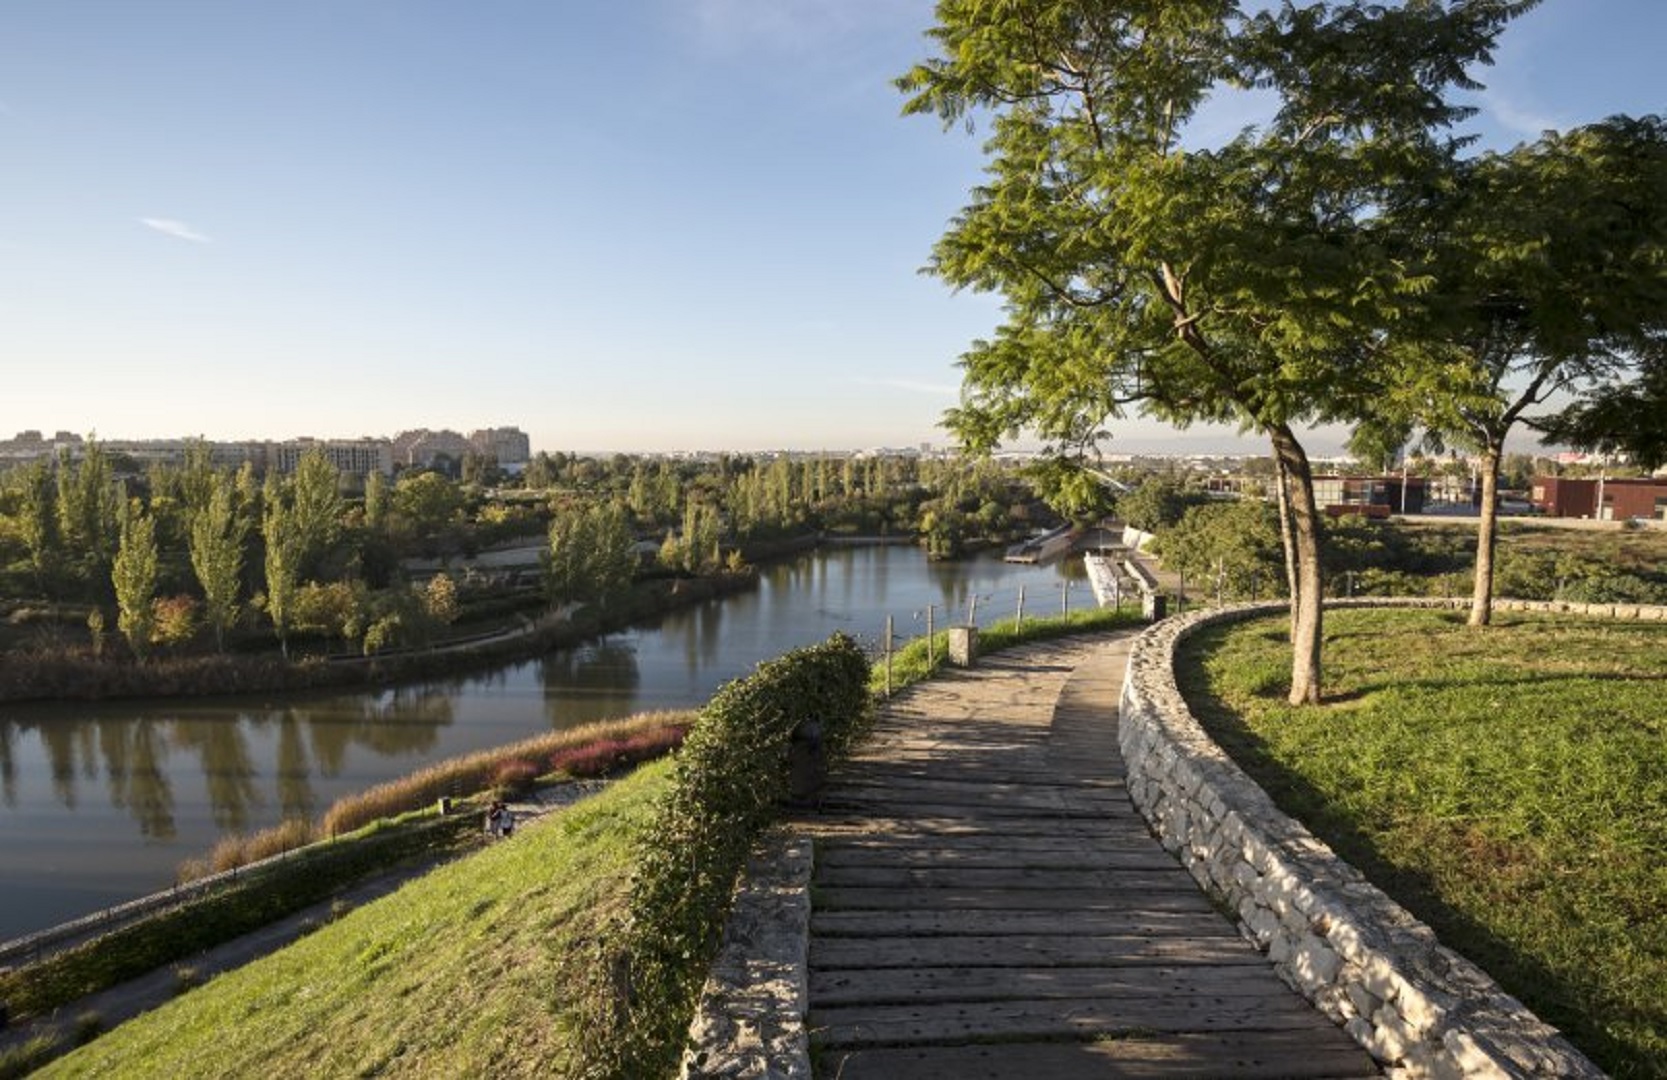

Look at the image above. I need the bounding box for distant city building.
[468,427,531,465]
[273,438,393,478]
[1531,476,1667,521]
[0,425,527,479]
[392,429,473,474]
[1312,475,1427,517]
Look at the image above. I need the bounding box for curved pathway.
[803,634,1378,1078]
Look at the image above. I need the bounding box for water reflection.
[102,719,176,839]
[0,721,14,807]
[276,715,315,821]
[540,638,642,727]
[174,722,261,832]
[1,547,1081,941]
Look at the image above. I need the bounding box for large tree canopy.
[1372,113,1667,623]
[901,0,1533,703]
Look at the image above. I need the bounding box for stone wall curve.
[1118,597,1661,1078]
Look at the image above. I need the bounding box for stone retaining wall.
[1118,597,1662,1078]
[680,828,813,1080]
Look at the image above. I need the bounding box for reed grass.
[318,709,692,836]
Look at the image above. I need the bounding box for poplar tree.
[113,500,159,661]
[13,460,57,590]
[290,448,344,578]
[56,437,122,588]
[262,479,304,659]
[900,0,1534,703]
[190,477,248,652]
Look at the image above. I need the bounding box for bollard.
[786,719,827,807]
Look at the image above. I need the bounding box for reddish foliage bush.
[550,725,686,778]
[491,758,541,795]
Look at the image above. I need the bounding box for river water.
[0,545,1090,942]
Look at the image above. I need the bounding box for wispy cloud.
[140,217,212,244]
[1480,87,1564,140]
[858,376,959,398]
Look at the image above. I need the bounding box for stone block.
[1441,1031,1512,1080]
[1291,935,1343,991]
[1359,953,1401,1002]
[1393,980,1450,1032]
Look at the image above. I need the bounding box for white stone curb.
[680,828,813,1080]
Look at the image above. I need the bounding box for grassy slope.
[1177,609,1667,1078]
[38,607,1143,1078]
[43,760,672,1079]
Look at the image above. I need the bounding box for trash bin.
[1142,592,1168,621]
[947,625,979,667]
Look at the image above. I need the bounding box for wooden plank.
[810,994,1344,1048]
[809,963,1295,1005]
[818,833,1164,857]
[816,1033,1379,1080]
[810,933,1263,970]
[810,816,1154,840]
[815,796,1136,821]
[813,887,1219,914]
[815,846,1179,872]
[810,909,1241,940]
[833,765,1127,789]
[827,777,1131,807]
[814,866,1196,892]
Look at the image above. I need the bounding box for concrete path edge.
[680,827,813,1080]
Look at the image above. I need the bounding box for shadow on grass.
[1172,655,1646,1077]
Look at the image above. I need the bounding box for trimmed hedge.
[566,631,870,1078]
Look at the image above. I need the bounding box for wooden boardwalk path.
[803,634,1378,1079]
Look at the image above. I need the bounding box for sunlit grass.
[1176,609,1667,1078]
[872,604,1142,696]
[41,761,673,1079]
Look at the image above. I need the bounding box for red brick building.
[1530,476,1667,521]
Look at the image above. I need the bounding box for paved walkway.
[803,633,1377,1078]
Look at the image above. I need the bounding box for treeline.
[0,442,1056,665]
[1122,477,1667,606]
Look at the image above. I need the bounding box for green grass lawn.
[39,760,673,1079]
[1176,608,1667,1078]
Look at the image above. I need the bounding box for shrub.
[71,1010,103,1045]
[318,711,693,836]
[549,726,687,779]
[568,632,870,1077]
[0,1034,60,1080]
[490,758,540,797]
[200,818,318,877]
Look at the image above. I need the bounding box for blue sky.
[4,1,1663,456]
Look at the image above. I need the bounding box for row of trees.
[1139,486,1667,607]
[1,441,1058,662]
[904,0,1667,703]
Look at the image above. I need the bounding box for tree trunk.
[1270,426,1324,705]
[1470,442,1502,627]
[1273,457,1300,644]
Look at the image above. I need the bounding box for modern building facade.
[1531,476,1667,520]
[1312,475,1428,516]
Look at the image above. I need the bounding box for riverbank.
[0,570,758,705]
